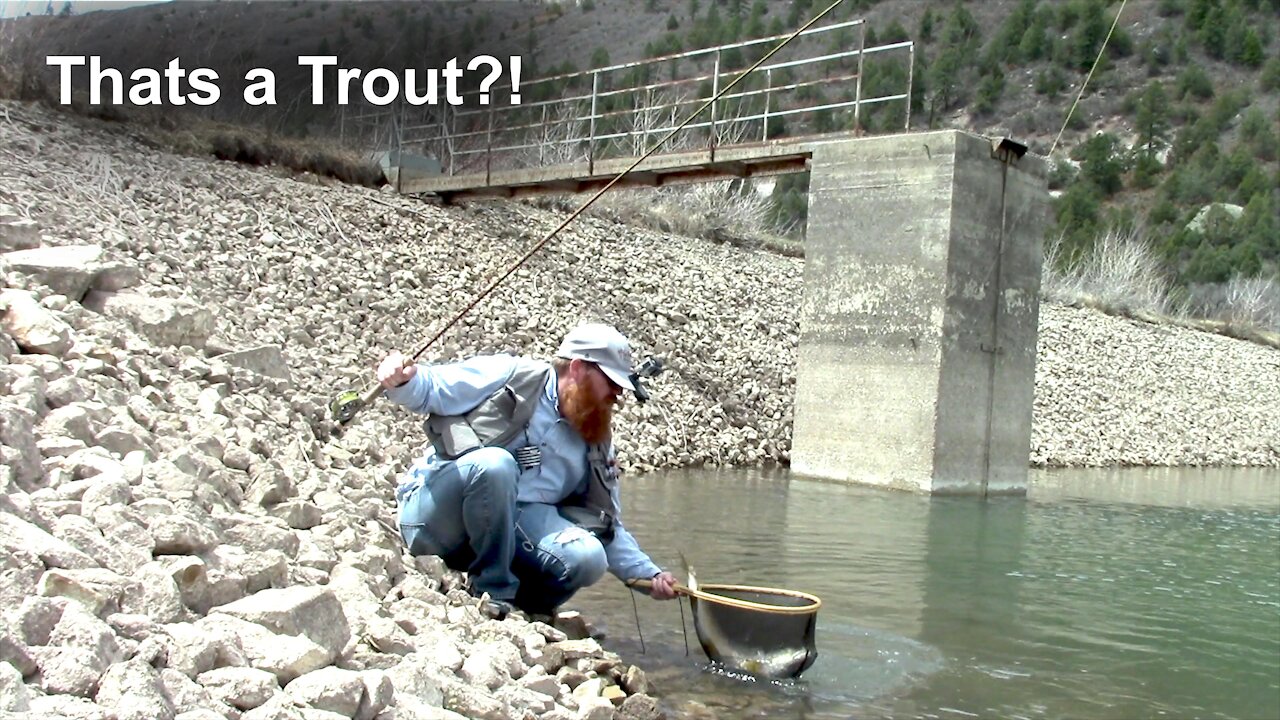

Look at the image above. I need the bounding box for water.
[566,467,1280,720]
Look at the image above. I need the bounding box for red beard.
[561,377,613,445]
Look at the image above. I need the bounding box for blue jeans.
[513,502,609,614]
[397,447,519,602]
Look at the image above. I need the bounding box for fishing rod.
[330,0,848,424]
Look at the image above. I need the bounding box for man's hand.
[377,352,416,389]
[648,571,678,600]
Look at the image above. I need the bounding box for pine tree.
[926,47,963,123]
[1072,0,1108,72]
[924,4,982,124]
[1263,58,1280,92]
[1239,30,1264,67]
[1054,182,1104,260]
[940,3,981,56]
[1185,0,1213,31]
[1075,132,1126,196]
[704,2,722,44]
[989,0,1036,65]
[1177,64,1214,101]
[1198,3,1227,59]
[973,67,1005,116]
[1240,193,1278,258]
[1132,153,1163,190]
[1135,81,1171,157]
[919,7,935,42]
[883,19,909,44]
[1019,10,1050,61]
[746,0,765,38]
[1035,66,1067,96]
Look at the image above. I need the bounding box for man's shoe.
[479,597,515,621]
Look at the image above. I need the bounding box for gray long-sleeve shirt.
[387,354,661,581]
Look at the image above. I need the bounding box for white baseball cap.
[555,323,636,391]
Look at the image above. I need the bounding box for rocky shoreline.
[0,101,1276,720]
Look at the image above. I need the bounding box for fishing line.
[630,587,646,654]
[1049,0,1130,157]
[678,595,690,657]
[332,0,850,422]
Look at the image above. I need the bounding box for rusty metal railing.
[340,17,914,182]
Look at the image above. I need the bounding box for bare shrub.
[1042,227,1173,316]
[584,179,798,254]
[625,88,694,156]
[1223,276,1280,330]
[1186,276,1280,332]
[515,101,590,167]
[610,182,764,234]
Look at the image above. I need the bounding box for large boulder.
[1185,202,1244,234]
[195,666,279,711]
[208,586,350,662]
[0,513,98,570]
[0,212,40,253]
[92,262,143,292]
[36,568,131,616]
[212,345,292,382]
[0,661,28,712]
[0,288,73,356]
[95,659,176,720]
[194,614,332,684]
[283,666,365,717]
[82,290,215,350]
[0,402,41,489]
[1,244,103,300]
[29,646,106,697]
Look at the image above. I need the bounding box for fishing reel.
[330,384,385,424]
[630,356,664,404]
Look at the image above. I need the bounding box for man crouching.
[377,323,677,619]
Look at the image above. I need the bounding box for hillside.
[3,0,1275,303]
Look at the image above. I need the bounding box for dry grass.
[1043,226,1280,347]
[1184,275,1280,338]
[66,105,388,188]
[16,94,384,188]
[529,181,803,258]
[0,24,383,189]
[1042,227,1175,316]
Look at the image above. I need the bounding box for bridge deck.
[397,132,861,200]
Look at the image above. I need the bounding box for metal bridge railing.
[340,17,914,183]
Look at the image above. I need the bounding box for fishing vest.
[422,358,551,461]
[422,358,620,542]
[558,443,620,543]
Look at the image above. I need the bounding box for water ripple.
[582,467,1280,720]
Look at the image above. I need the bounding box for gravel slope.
[2,103,1276,472]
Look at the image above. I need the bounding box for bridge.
[342,18,1049,496]
[345,18,912,200]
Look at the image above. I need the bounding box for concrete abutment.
[792,130,1049,495]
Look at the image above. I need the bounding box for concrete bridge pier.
[792,130,1049,495]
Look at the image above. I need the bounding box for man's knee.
[462,447,519,489]
[554,527,608,589]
